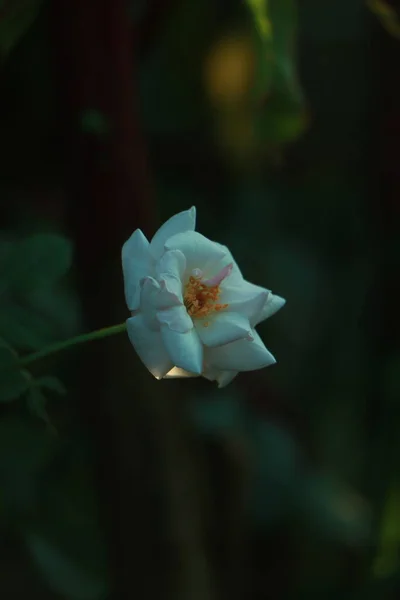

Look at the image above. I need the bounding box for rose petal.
[121,229,152,310]
[165,231,227,278]
[155,249,186,281]
[126,315,173,379]
[164,367,199,379]
[255,293,286,325]
[150,207,196,259]
[202,366,238,387]
[161,326,203,374]
[157,305,193,333]
[195,312,252,347]
[219,282,269,325]
[206,329,276,371]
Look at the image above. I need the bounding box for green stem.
[19,322,127,368]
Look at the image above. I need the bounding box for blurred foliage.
[0,0,399,599]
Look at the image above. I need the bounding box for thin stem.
[18,322,127,368]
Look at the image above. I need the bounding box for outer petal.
[212,243,243,284]
[155,249,186,281]
[126,315,173,379]
[219,282,269,325]
[122,229,152,310]
[216,371,238,388]
[161,326,203,375]
[255,293,286,325]
[165,231,227,277]
[157,305,193,333]
[206,330,276,372]
[195,312,252,347]
[164,367,199,379]
[202,366,238,387]
[150,207,196,259]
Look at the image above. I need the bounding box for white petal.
[157,305,193,333]
[213,244,243,284]
[164,367,199,379]
[165,231,227,276]
[150,207,196,259]
[255,293,286,325]
[122,229,152,310]
[155,249,186,281]
[141,275,182,311]
[216,371,238,387]
[126,315,173,379]
[206,330,276,372]
[202,366,238,387]
[161,326,203,374]
[195,312,252,347]
[219,282,269,325]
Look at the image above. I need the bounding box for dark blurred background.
[0,0,400,599]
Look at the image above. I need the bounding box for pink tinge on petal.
[202,263,233,287]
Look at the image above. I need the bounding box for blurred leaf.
[37,375,66,396]
[0,338,29,402]
[0,233,73,295]
[0,416,55,518]
[296,474,371,546]
[189,391,245,436]
[373,479,400,578]
[250,421,299,527]
[26,455,109,600]
[0,0,44,60]
[80,110,110,137]
[27,386,55,431]
[26,532,107,600]
[368,0,400,39]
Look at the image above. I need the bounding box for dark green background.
[0,0,399,599]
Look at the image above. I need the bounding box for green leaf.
[0,339,29,402]
[0,233,73,295]
[37,376,66,396]
[0,0,44,60]
[26,386,56,432]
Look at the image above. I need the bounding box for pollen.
[184,275,228,319]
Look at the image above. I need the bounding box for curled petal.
[122,229,152,310]
[155,249,186,281]
[195,312,252,347]
[165,231,227,277]
[157,305,193,333]
[206,330,276,372]
[150,207,196,259]
[255,293,286,325]
[161,326,203,375]
[202,366,238,387]
[126,316,173,379]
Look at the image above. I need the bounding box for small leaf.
[37,376,66,396]
[0,339,29,402]
[0,233,73,295]
[27,386,55,432]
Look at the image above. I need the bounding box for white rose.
[122,207,285,387]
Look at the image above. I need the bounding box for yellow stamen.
[184,275,228,319]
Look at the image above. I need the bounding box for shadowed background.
[0,0,400,599]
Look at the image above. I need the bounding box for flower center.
[183,264,233,320]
